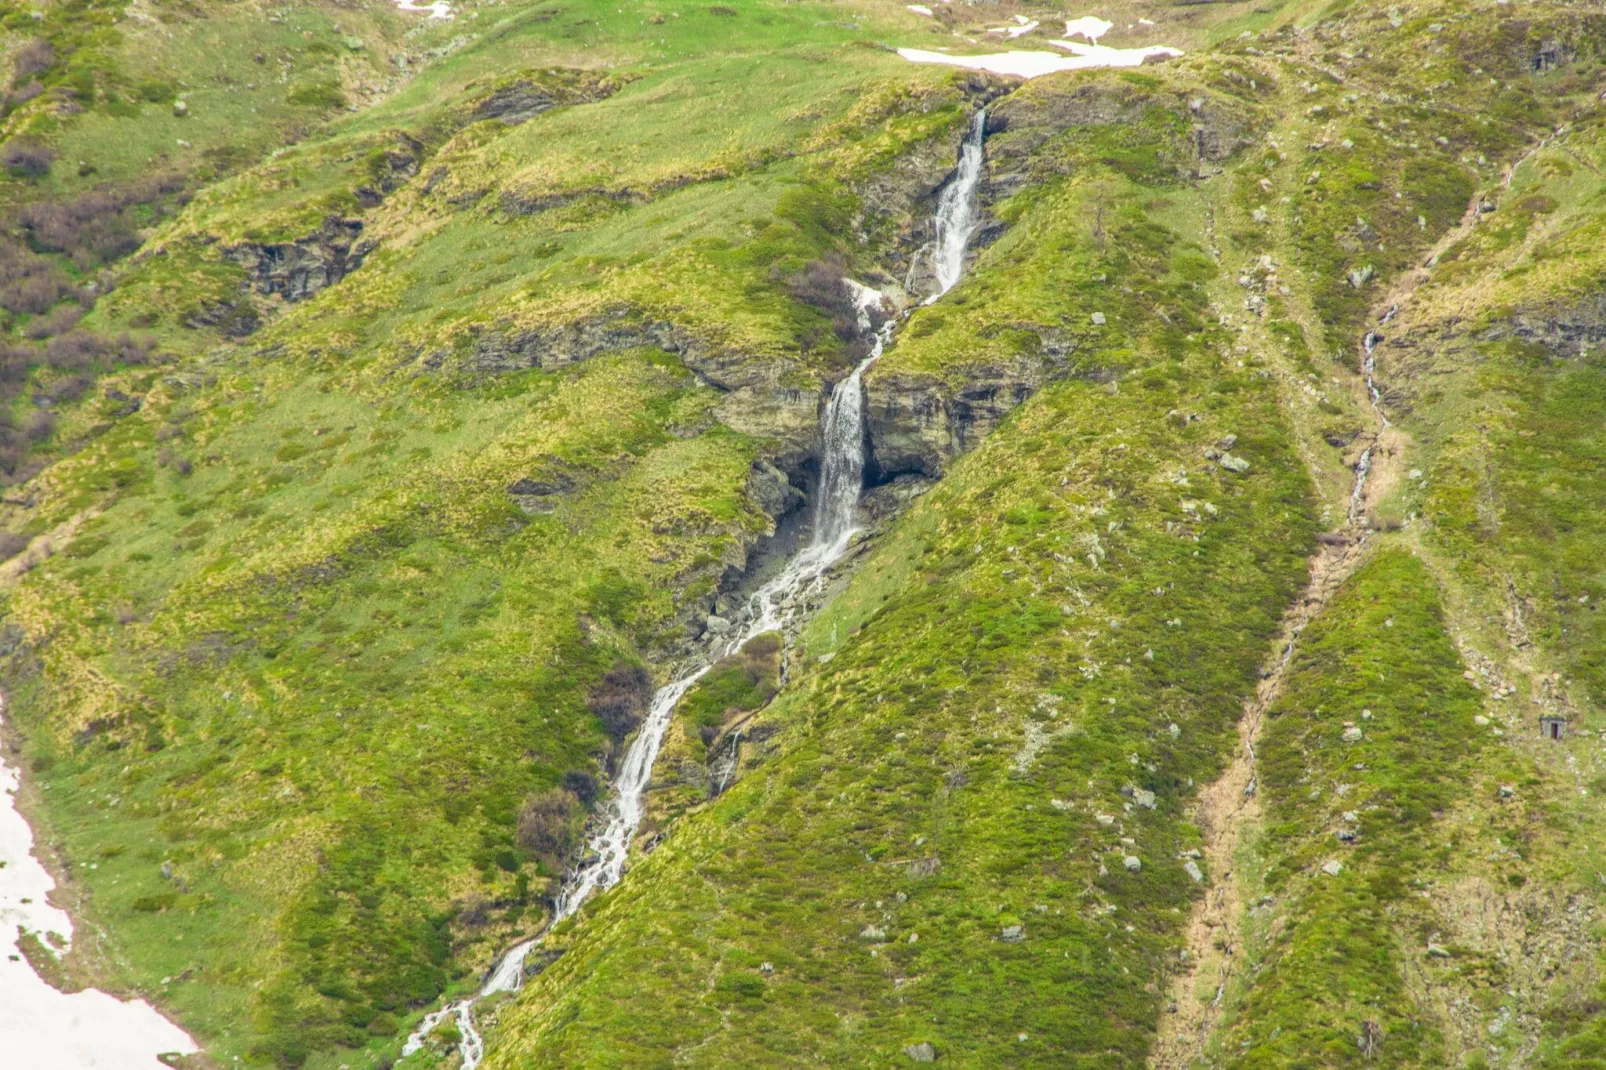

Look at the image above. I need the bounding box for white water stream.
[1350,312,1393,525]
[929,110,988,298]
[0,700,198,1067]
[406,110,990,1070]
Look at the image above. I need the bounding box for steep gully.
[404,110,990,1068]
[1150,313,1399,1069]
[1151,188,1492,1066]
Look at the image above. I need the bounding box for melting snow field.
[898,41,1182,78]
[900,13,1180,79]
[395,0,453,18]
[0,704,196,1068]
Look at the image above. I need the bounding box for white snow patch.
[0,700,197,1068]
[1063,15,1113,40]
[907,4,934,15]
[899,42,1181,79]
[395,0,453,18]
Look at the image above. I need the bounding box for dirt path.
[1148,467,1391,1068]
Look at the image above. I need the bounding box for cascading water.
[1349,313,1393,526]
[406,110,989,1070]
[928,109,987,299]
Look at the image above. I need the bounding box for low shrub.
[516,788,579,863]
[587,661,653,741]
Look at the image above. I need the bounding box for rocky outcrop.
[987,77,1257,191]
[224,217,369,303]
[353,133,424,207]
[468,69,622,126]
[463,306,822,469]
[1483,291,1606,358]
[865,328,1099,480]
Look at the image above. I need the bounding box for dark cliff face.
[223,216,369,303]
[863,355,1097,481]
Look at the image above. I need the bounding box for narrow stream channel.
[404,107,991,1069]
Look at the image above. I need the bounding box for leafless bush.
[23,302,80,339]
[19,172,186,269]
[587,661,653,741]
[23,409,53,442]
[516,788,578,862]
[42,329,153,370]
[0,531,29,561]
[560,769,601,806]
[1,139,55,179]
[36,373,90,404]
[12,40,54,83]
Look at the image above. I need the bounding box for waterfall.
[407,113,990,1070]
[929,109,987,298]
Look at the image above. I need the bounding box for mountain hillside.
[1,0,1604,1067]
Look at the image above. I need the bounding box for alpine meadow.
[1,0,1605,1067]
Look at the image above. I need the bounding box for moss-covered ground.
[4,0,1606,1067]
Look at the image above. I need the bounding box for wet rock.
[866,353,1099,481]
[744,460,805,524]
[904,1042,937,1062]
[224,216,369,302]
[704,615,732,636]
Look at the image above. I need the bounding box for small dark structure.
[1540,715,1567,741]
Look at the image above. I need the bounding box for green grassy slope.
[483,129,1323,1066]
[1,0,1606,1068]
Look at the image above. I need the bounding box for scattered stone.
[1474,715,1490,726]
[904,1042,937,1063]
[1251,206,1269,223]
[1498,784,1514,798]
[1132,788,1157,810]
[1000,924,1025,943]
[1342,725,1363,742]
[760,962,774,973]
[1184,860,1203,883]
[1123,855,1142,872]
[1347,263,1375,288]
[860,925,887,942]
[704,615,732,636]
[173,99,188,117]
[1217,453,1251,474]
[1095,813,1115,826]
[1427,943,1451,958]
[1321,860,1344,877]
[1090,312,1107,326]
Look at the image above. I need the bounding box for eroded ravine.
[404,109,991,1069]
[1151,318,1408,1070]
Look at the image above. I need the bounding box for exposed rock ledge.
[223,216,370,303]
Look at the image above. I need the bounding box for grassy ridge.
[1216,550,1484,1067]
[481,156,1321,1065]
